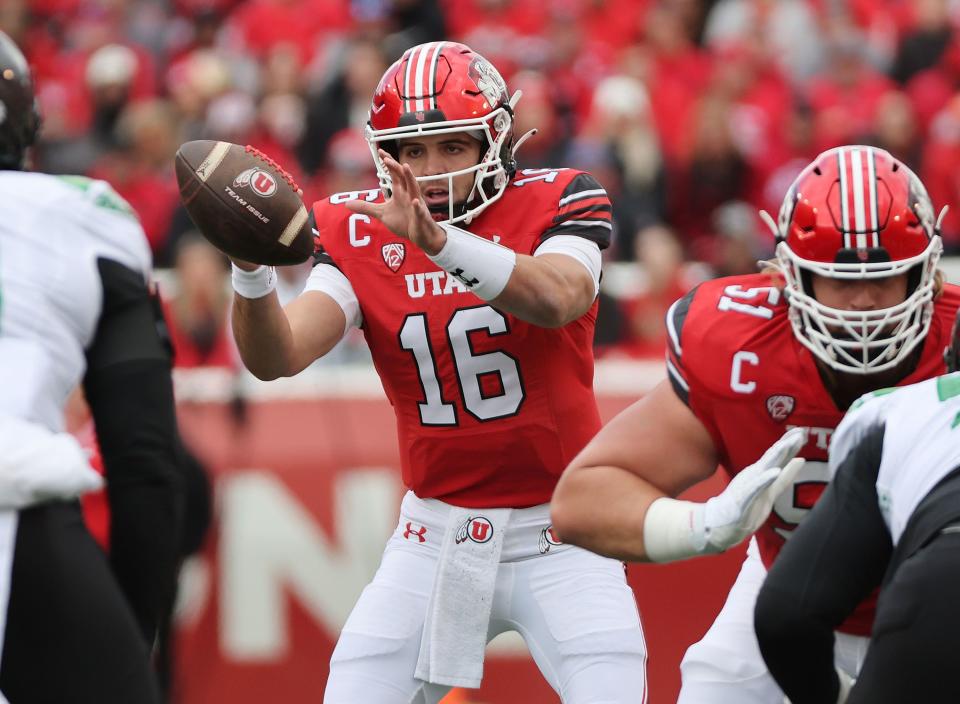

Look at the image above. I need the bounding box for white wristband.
[642,497,717,563]
[231,264,277,299]
[428,224,517,301]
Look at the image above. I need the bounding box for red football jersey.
[667,272,960,634]
[310,168,610,508]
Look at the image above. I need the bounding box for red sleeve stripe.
[553,205,613,225]
[558,198,612,215]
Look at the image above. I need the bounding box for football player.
[226,42,647,703]
[551,145,960,703]
[755,311,960,704]
[0,31,180,703]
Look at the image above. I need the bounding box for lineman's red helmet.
[769,145,942,374]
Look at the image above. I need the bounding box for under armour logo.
[450,268,479,288]
[403,522,427,543]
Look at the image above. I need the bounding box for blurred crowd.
[9,0,960,360]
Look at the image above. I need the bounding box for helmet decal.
[467,56,508,107]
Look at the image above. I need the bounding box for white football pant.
[324,492,648,704]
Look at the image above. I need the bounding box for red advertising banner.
[171,365,745,703]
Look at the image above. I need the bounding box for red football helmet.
[765,145,943,374]
[365,42,520,225]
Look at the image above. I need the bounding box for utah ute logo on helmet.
[382,242,405,272]
[766,395,795,422]
[467,57,508,107]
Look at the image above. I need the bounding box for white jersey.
[0,172,151,431]
[830,373,960,546]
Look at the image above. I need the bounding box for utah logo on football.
[234,167,278,198]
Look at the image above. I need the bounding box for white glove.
[0,415,104,509]
[643,427,806,562]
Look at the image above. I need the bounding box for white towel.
[415,506,511,688]
[0,415,104,509]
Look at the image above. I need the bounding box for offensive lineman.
[0,31,180,703]
[551,145,960,702]
[222,42,647,703]
[756,311,960,703]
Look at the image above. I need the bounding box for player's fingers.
[768,458,805,499]
[380,150,405,180]
[402,163,421,198]
[412,198,433,228]
[345,199,381,219]
[759,427,806,470]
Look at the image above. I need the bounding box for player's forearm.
[231,292,298,380]
[551,465,664,562]
[492,254,593,328]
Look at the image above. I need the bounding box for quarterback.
[224,42,647,703]
[552,145,960,702]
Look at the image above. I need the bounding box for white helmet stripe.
[413,42,437,112]
[837,147,850,247]
[427,42,444,110]
[403,46,419,113]
[850,147,868,248]
[867,147,880,247]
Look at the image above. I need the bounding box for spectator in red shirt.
[619,224,697,358]
[87,99,182,257]
[806,36,896,152]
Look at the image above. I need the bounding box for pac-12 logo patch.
[538,525,563,554]
[234,167,278,197]
[382,242,405,272]
[455,516,494,544]
[766,394,795,422]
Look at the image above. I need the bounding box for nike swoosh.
[371,103,386,114]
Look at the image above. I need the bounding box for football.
[175,140,314,266]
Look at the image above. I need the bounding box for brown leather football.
[175,140,313,265]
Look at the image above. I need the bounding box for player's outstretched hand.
[698,427,807,553]
[643,427,806,562]
[345,150,446,255]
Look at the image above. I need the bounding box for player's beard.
[815,342,924,411]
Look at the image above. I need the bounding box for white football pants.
[324,492,648,704]
[678,539,870,704]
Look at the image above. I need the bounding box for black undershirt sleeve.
[754,421,892,704]
[83,258,183,644]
